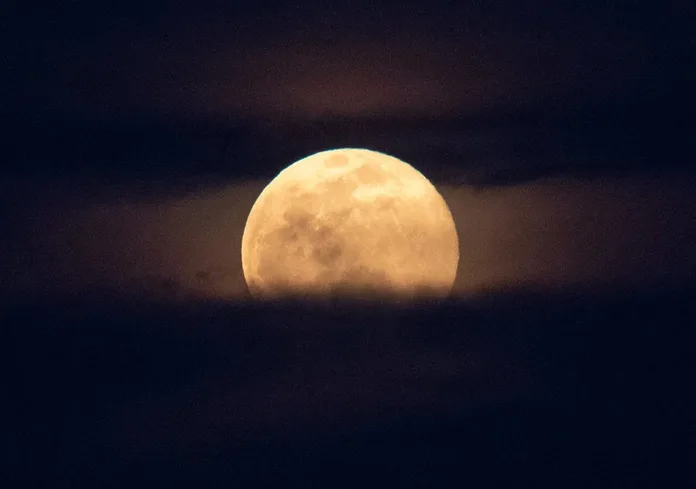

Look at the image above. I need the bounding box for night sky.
[4,0,696,302]
[6,1,693,119]
[5,2,696,488]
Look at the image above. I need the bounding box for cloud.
[4,174,696,304]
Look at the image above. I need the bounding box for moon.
[241,148,459,301]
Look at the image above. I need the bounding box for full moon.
[241,148,459,301]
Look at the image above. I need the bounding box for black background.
[5,1,696,183]
[5,1,696,487]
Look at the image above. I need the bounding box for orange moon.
[241,148,459,301]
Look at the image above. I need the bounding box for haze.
[3,173,695,304]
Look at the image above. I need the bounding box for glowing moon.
[241,148,459,301]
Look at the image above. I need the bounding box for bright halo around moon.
[241,148,459,302]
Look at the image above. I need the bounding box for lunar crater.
[311,240,344,266]
[324,154,349,168]
[354,163,390,185]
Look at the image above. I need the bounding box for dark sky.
[3,1,696,302]
[7,1,694,122]
[6,7,694,487]
[5,0,695,184]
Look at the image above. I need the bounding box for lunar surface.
[241,148,459,300]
